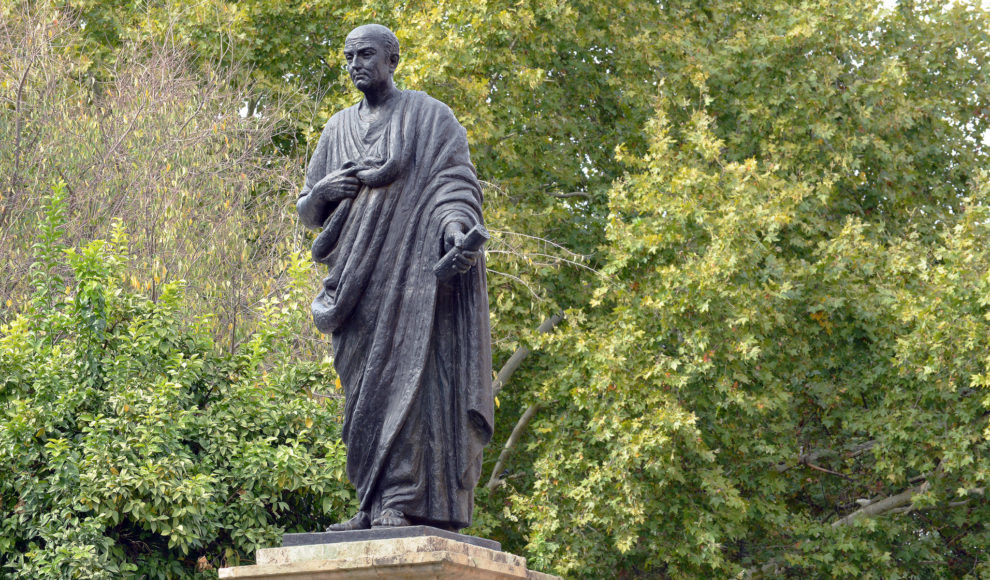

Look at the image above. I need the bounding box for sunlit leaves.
[489,1,990,577]
[0,199,349,576]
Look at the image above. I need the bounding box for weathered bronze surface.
[297,24,492,533]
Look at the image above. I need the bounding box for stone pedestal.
[218,527,560,580]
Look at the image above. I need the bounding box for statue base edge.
[283,525,500,551]
[217,534,561,580]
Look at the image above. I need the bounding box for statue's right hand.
[299,164,366,229]
[314,171,362,202]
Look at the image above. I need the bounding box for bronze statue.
[297,24,492,532]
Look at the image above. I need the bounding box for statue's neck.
[358,88,399,126]
[362,85,400,113]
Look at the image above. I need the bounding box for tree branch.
[774,440,875,473]
[492,312,564,397]
[485,402,542,490]
[804,462,854,480]
[831,481,930,528]
[744,479,967,578]
[546,190,591,200]
[3,55,34,229]
[482,313,564,490]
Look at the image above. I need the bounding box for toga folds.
[297,90,493,529]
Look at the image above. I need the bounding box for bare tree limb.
[546,190,591,200]
[483,312,565,491]
[831,481,930,528]
[12,56,32,176]
[485,267,542,300]
[775,440,876,473]
[486,403,542,491]
[486,249,597,273]
[479,180,510,197]
[745,478,965,578]
[804,462,854,480]
[492,311,564,397]
[3,49,34,230]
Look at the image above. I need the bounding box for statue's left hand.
[443,224,479,274]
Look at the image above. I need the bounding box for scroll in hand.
[435,224,489,282]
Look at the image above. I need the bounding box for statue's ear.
[389,53,400,71]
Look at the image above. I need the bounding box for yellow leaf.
[305,417,313,429]
[495,396,500,409]
[335,377,342,390]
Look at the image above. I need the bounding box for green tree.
[0,1,316,356]
[7,0,990,578]
[0,185,352,577]
[488,1,990,577]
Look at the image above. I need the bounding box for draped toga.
[297,90,493,530]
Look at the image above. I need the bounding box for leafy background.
[3,0,990,578]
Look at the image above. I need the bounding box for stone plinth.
[217,529,560,580]
[282,525,501,551]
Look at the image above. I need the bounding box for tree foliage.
[490,1,990,577]
[0,185,351,577]
[4,0,990,578]
[0,2,305,354]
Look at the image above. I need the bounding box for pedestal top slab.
[218,533,561,579]
[283,525,500,551]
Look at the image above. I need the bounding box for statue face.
[343,32,394,95]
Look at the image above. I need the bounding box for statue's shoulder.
[401,90,460,123]
[324,103,359,128]
[402,90,438,105]
[312,103,359,146]
[318,100,365,137]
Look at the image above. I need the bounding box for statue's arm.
[297,126,333,229]
[297,117,364,229]
[297,168,363,229]
[437,186,484,274]
[297,193,328,231]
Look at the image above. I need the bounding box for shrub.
[0,185,352,578]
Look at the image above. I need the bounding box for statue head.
[344,24,400,96]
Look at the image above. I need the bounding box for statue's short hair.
[346,24,400,64]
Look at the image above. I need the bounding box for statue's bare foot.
[371,508,410,527]
[326,511,370,531]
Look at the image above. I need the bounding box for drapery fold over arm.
[297,162,365,229]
